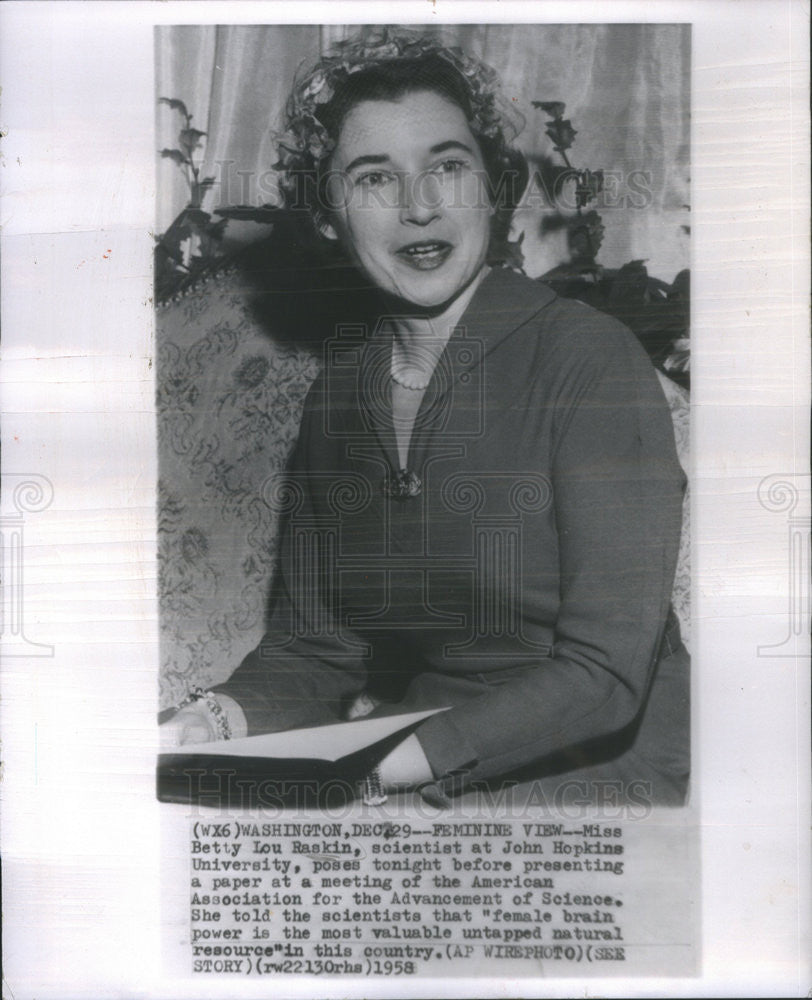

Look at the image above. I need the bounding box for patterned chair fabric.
[157,270,690,710]
[157,270,321,709]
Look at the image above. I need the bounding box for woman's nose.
[398,171,442,225]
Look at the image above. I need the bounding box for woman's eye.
[433,158,468,175]
[356,170,392,188]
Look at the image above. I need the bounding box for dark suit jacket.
[214,267,689,804]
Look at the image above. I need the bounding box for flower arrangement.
[532,101,689,387]
[155,98,229,301]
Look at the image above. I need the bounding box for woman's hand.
[378,733,433,791]
[160,693,248,749]
[160,702,216,749]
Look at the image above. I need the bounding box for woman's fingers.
[160,706,216,749]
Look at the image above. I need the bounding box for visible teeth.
[404,243,443,255]
[396,242,451,269]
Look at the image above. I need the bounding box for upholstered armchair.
[157,268,320,709]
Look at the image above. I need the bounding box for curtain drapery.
[156,23,689,280]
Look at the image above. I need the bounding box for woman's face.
[323,89,493,311]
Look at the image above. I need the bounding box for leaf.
[608,261,649,304]
[531,100,566,120]
[545,119,578,152]
[198,176,217,190]
[179,127,206,153]
[566,210,605,265]
[663,345,690,374]
[487,227,525,270]
[187,254,210,274]
[160,148,188,166]
[205,218,228,242]
[575,169,604,208]
[154,251,191,302]
[156,224,190,264]
[215,204,282,223]
[159,97,189,119]
[183,208,212,230]
[670,269,690,301]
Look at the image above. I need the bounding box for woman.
[161,32,689,807]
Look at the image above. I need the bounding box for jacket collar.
[446,266,557,372]
[361,267,556,384]
[357,268,558,468]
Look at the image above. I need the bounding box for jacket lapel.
[412,269,558,441]
[355,268,558,466]
[444,268,557,384]
[355,323,401,472]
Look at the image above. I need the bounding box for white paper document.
[183,708,448,759]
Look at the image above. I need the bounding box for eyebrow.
[429,140,475,156]
[343,140,475,174]
[344,153,391,174]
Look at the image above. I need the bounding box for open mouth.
[395,241,453,269]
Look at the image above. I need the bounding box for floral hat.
[272,28,521,205]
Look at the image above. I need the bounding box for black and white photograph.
[155,22,691,805]
[0,2,808,997]
[152,23,697,974]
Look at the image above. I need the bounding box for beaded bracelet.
[361,765,388,806]
[178,687,233,741]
